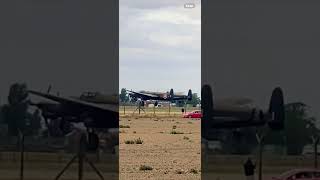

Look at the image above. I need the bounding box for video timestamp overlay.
[0,1,119,180]
[202,1,320,180]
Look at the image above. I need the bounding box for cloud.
[120,0,200,10]
[120,1,201,94]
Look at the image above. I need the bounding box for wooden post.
[256,133,264,180]
[19,131,24,180]
[78,134,86,180]
[258,141,262,180]
[312,136,319,168]
[138,103,141,115]
[316,142,318,169]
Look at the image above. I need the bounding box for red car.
[270,168,320,180]
[183,110,202,118]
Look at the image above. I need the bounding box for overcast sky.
[119,0,201,95]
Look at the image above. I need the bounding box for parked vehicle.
[270,169,320,180]
[183,110,202,118]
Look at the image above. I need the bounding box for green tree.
[187,93,200,107]
[175,100,185,107]
[285,102,315,155]
[2,83,29,136]
[259,102,318,155]
[119,88,129,103]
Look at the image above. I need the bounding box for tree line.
[0,83,42,137]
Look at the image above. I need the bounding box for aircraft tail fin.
[201,85,213,137]
[169,88,174,99]
[187,89,192,101]
[267,87,285,130]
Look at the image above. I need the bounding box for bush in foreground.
[140,165,153,171]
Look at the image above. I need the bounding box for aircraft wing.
[127,90,159,98]
[28,90,118,112]
[216,97,254,107]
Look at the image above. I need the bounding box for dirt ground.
[0,110,201,180]
[119,114,201,180]
[1,108,312,180]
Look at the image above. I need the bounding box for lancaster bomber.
[201,84,285,141]
[28,88,118,150]
[127,88,192,106]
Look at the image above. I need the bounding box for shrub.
[189,169,198,174]
[124,140,135,144]
[175,169,185,174]
[139,165,153,171]
[120,125,130,128]
[183,136,189,140]
[170,130,184,134]
[135,137,143,144]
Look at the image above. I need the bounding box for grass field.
[119,114,201,180]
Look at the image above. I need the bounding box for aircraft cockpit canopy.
[80,92,98,98]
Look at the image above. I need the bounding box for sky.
[119,0,201,95]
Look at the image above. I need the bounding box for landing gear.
[140,100,145,107]
[59,119,72,135]
[87,129,99,151]
[133,100,145,114]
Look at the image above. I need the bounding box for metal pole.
[138,103,141,115]
[54,156,77,180]
[20,132,24,180]
[259,141,262,180]
[256,133,264,180]
[78,154,83,180]
[85,157,105,180]
[78,135,86,180]
[314,137,319,169]
[185,101,187,114]
[316,143,318,169]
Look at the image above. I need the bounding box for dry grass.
[139,165,153,171]
[119,116,201,180]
